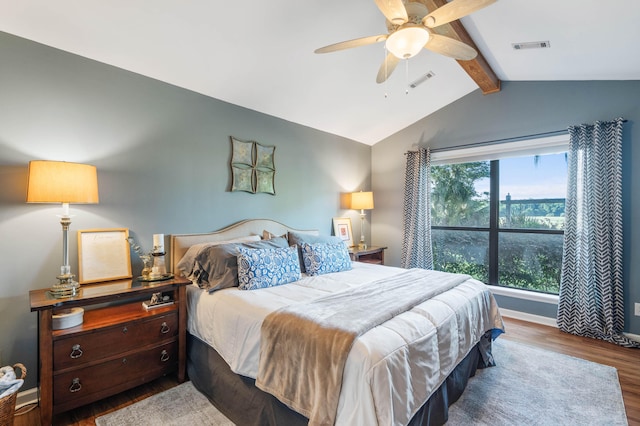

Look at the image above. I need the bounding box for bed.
[170,219,504,426]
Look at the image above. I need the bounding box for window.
[430,136,568,294]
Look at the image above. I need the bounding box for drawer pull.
[160,349,170,362]
[160,322,170,334]
[70,344,83,359]
[122,358,127,364]
[69,378,82,393]
[122,326,128,334]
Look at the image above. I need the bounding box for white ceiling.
[1,1,639,146]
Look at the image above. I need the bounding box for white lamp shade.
[386,26,430,59]
[27,160,99,204]
[350,191,374,210]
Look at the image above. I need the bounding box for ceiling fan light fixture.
[386,25,430,59]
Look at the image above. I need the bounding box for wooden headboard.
[169,219,319,276]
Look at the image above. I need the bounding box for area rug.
[446,338,628,425]
[95,339,627,425]
[94,381,233,426]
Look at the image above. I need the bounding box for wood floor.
[13,317,640,425]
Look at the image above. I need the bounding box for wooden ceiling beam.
[419,0,501,94]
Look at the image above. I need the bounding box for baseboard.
[499,308,558,328]
[623,332,640,343]
[16,386,38,409]
[499,308,640,342]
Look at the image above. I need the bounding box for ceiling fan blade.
[374,0,408,25]
[376,53,401,83]
[314,34,387,54]
[422,0,496,28]
[425,33,477,60]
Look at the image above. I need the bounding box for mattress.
[186,262,504,425]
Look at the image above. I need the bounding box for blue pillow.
[237,246,301,290]
[288,231,344,273]
[300,242,352,276]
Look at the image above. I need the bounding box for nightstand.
[349,246,387,265]
[29,277,190,426]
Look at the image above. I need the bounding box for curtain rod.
[427,129,568,154]
[407,119,628,154]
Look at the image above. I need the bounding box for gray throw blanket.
[256,268,471,426]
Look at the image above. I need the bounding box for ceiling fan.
[314,0,496,83]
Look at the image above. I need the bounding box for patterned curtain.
[557,118,639,347]
[401,148,433,269]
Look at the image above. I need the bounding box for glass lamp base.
[50,273,80,299]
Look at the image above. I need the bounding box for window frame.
[430,134,569,294]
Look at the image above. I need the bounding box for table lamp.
[350,191,374,249]
[27,160,99,298]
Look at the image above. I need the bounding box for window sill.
[489,285,559,305]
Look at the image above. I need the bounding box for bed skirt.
[187,331,495,426]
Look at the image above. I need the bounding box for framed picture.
[256,169,275,194]
[332,217,354,247]
[255,142,275,170]
[231,137,255,165]
[231,165,255,193]
[78,228,133,284]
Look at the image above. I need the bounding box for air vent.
[512,41,551,50]
[409,71,436,89]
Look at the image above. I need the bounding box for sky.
[475,153,568,200]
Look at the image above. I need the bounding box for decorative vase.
[140,255,153,279]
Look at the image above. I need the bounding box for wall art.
[78,228,133,284]
[230,136,276,194]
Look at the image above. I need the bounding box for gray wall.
[372,80,640,335]
[0,32,371,389]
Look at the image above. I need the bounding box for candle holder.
[150,251,167,279]
[127,236,173,282]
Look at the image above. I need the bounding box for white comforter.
[186,262,504,426]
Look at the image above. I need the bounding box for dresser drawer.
[53,340,178,412]
[53,311,178,371]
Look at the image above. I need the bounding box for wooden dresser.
[29,277,190,425]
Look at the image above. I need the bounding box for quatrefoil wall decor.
[229,136,276,195]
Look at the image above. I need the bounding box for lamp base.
[359,212,367,250]
[50,215,80,298]
[50,273,80,299]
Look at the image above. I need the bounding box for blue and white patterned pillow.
[300,242,352,276]
[237,246,301,290]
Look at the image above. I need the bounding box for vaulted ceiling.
[1,1,639,145]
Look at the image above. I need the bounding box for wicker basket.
[0,363,26,426]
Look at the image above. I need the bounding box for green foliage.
[497,233,562,293]
[433,230,562,294]
[500,201,565,230]
[500,213,561,230]
[432,230,489,283]
[431,162,490,226]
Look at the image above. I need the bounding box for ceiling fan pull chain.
[405,59,409,95]
[384,47,389,99]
